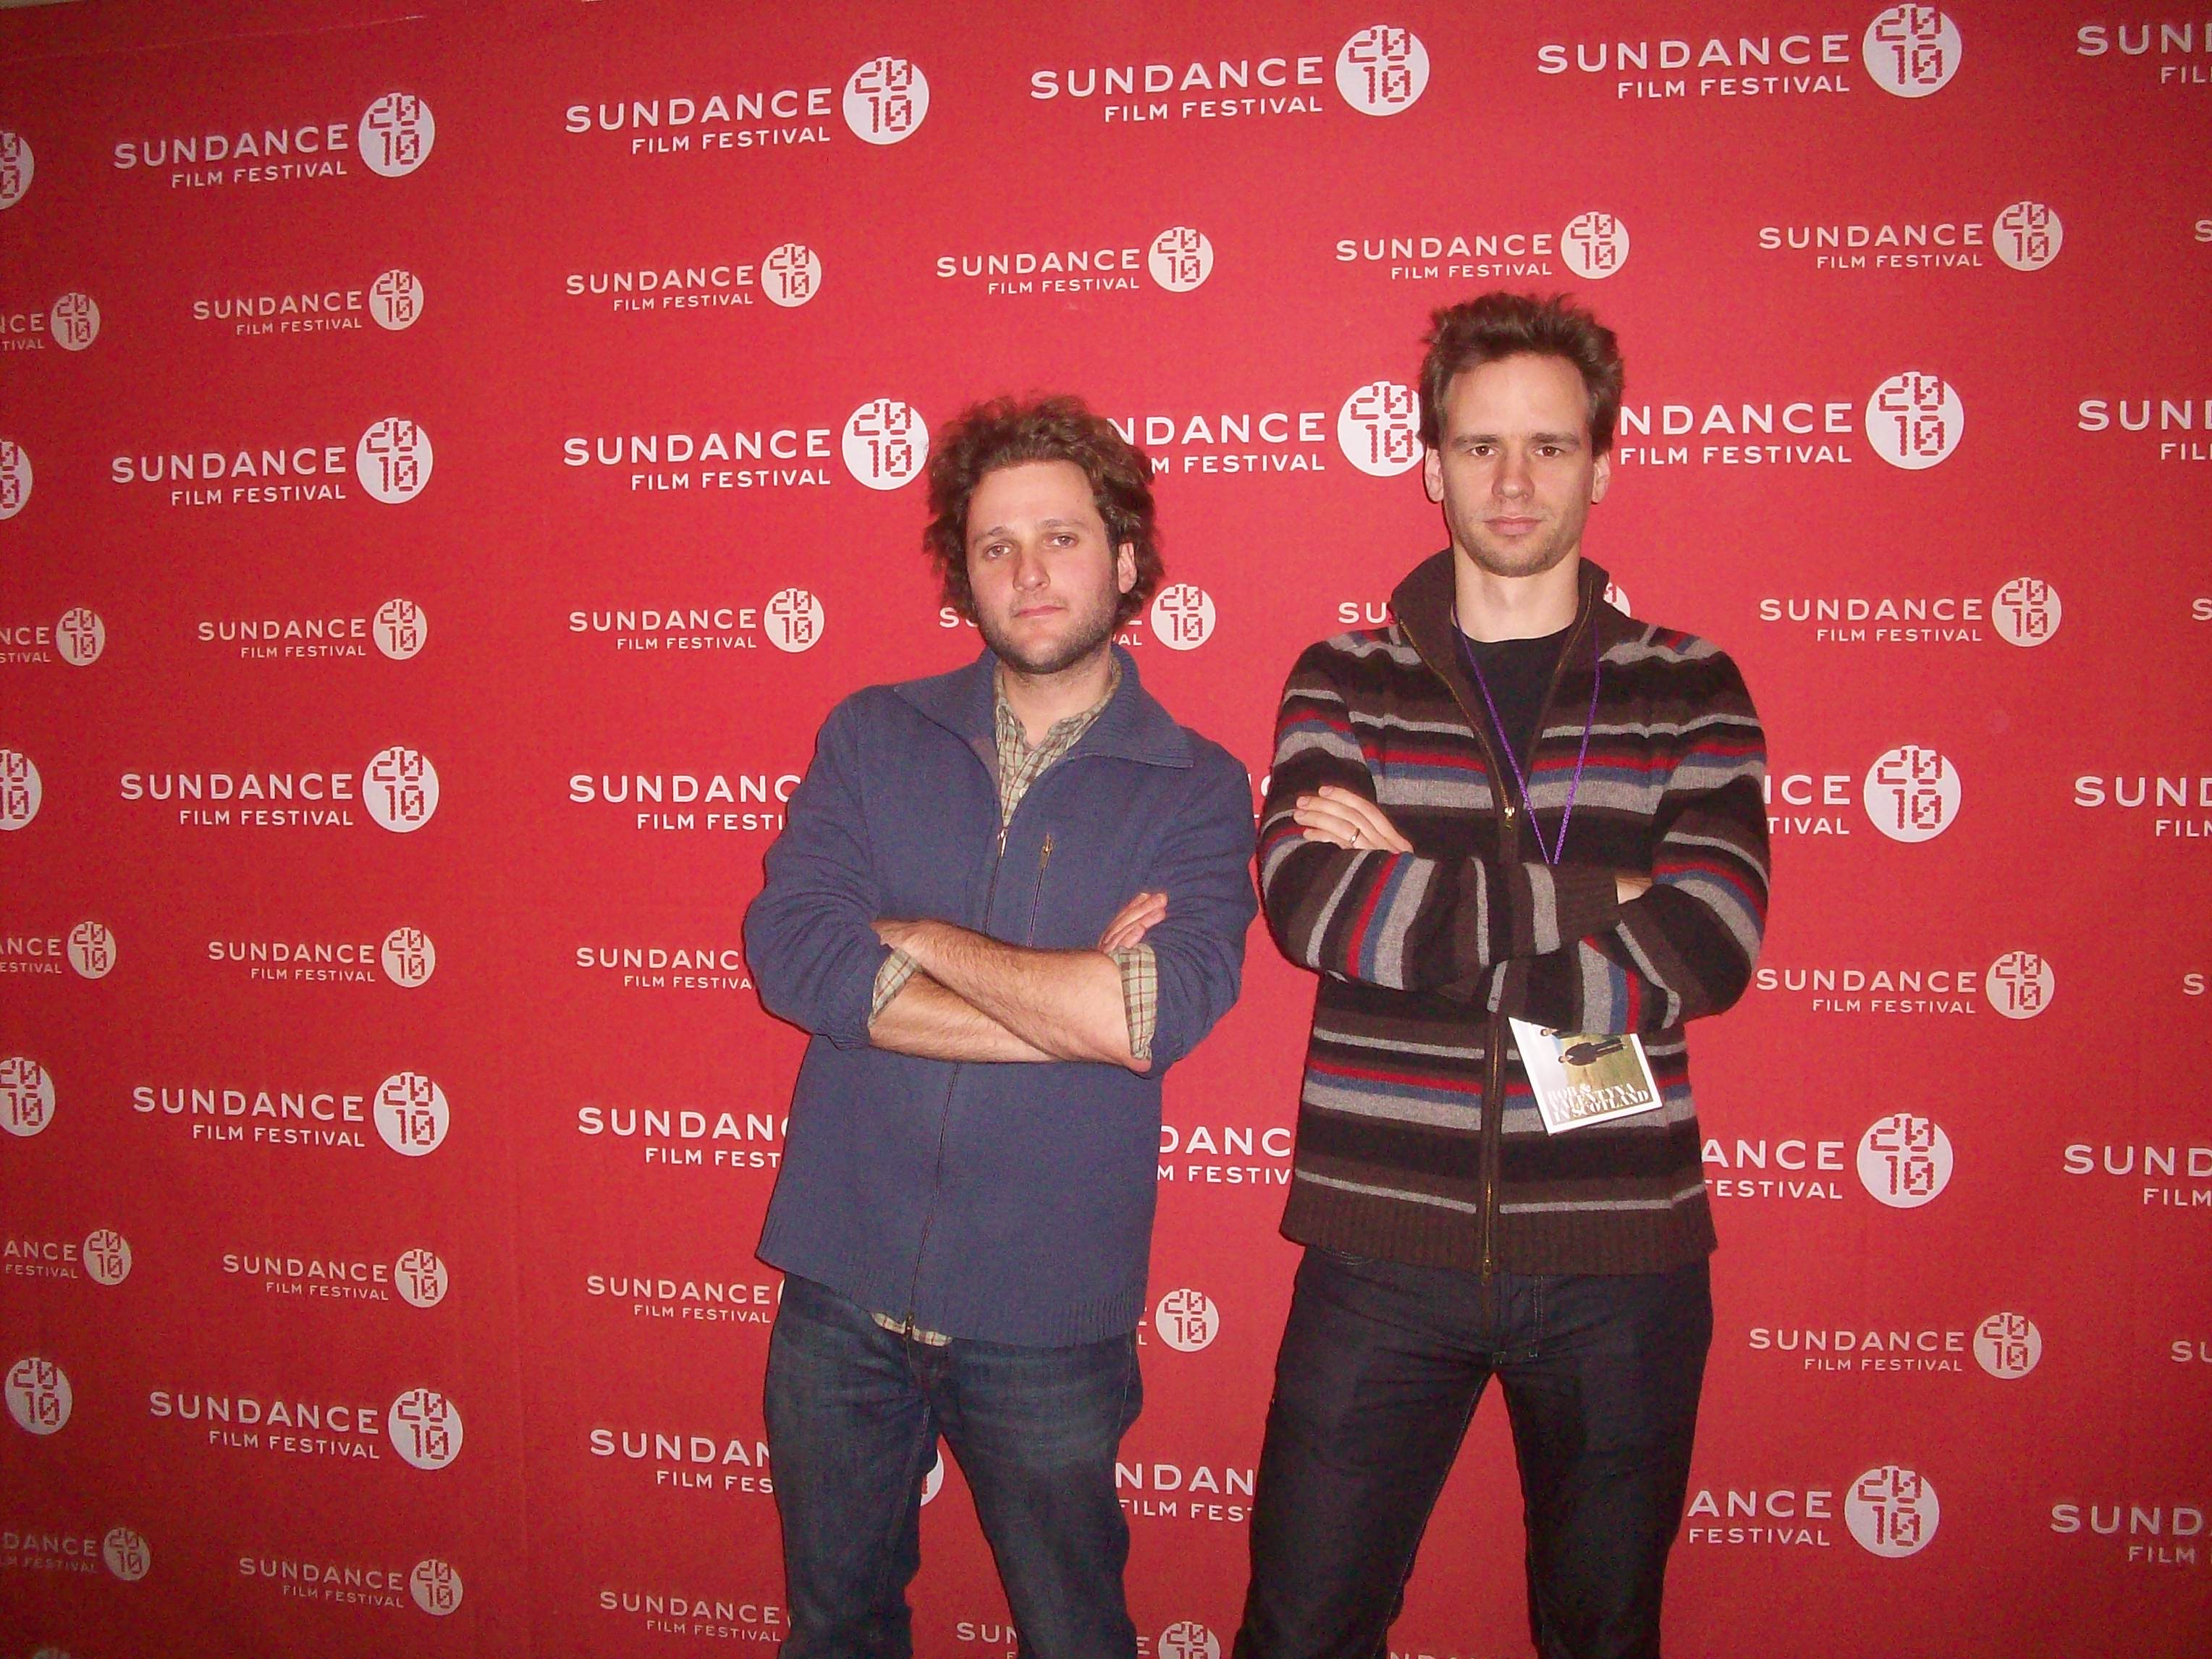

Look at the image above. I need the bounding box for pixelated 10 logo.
[1857,1113,1953,1209]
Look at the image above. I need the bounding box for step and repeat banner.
[3,1,2208,1655]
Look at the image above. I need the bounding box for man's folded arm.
[867,956,1055,1063]
[743,698,898,1050]
[1493,664,1770,1035]
[1258,646,1618,994]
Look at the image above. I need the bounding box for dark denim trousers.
[1233,1248,1713,1659]
[764,1274,1144,1659]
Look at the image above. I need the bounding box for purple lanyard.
[1452,609,1601,868]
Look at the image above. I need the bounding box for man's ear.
[1116,543,1137,594]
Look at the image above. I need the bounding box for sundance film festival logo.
[388,1388,463,1469]
[568,244,822,315]
[1031,26,1427,123]
[0,750,42,827]
[1863,7,1961,98]
[357,417,434,502]
[575,1099,787,1171]
[2077,21,2212,86]
[50,292,100,350]
[1538,25,1859,98]
[68,922,117,980]
[1858,1113,1954,1208]
[194,598,426,662]
[845,57,930,143]
[570,769,799,835]
[1759,201,2061,274]
[110,418,430,507]
[83,1230,132,1287]
[60,607,106,664]
[6,1356,72,1435]
[0,129,32,208]
[570,588,824,654]
[1333,212,1626,284]
[565,57,926,154]
[1985,951,2054,1020]
[413,1558,463,1616]
[1150,585,1217,651]
[1752,953,2049,1018]
[365,746,439,831]
[1562,211,1630,279]
[1757,579,2058,649]
[204,927,435,987]
[2072,769,2212,840]
[1846,1465,1941,1556]
[394,1249,449,1309]
[0,437,33,520]
[1862,745,1961,841]
[192,269,423,337]
[374,1072,450,1157]
[1338,381,1422,477]
[1,1057,56,1137]
[1159,1622,1222,1659]
[2075,394,2212,463]
[114,93,434,188]
[1865,371,1964,468]
[1974,1312,2041,1379]
[843,399,927,489]
[936,227,1212,299]
[359,93,436,177]
[1153,1289,1220,1352]
[103,1527,151,1581]
[383,927,437,987]
[1337,25,1430,114]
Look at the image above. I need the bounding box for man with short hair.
[1236,293,1770,1659]
[746,394,1256,1659]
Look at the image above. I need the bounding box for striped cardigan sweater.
[1260,552,1769,1274]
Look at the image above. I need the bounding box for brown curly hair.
[1419,292,1626,455]
[923,395,1162,628]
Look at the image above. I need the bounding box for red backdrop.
[4,2,2210,1655]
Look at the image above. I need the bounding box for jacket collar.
[893,643,1193,768]
[1389,549,1615,674]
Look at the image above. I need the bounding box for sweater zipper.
[1411,587,1595,1280]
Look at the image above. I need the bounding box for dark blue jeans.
[764,1274,1144,1659]
[1234,1249,1713,1659]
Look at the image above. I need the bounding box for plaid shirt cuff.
[1110,943,1158,1064]
[869,948,920,1024]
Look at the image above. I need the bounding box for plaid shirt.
[868,659,1158,1345]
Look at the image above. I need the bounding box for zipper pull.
[1038,832,1054,874]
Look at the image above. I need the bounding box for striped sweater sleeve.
[1502,649,1769,1034]
[1257,640,1621,993]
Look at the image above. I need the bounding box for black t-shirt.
[1459,622,1572,771]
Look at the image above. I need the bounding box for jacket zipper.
[1410,581,1594,1280]
[902,782,1016,1334]
[1025,834,1055,944]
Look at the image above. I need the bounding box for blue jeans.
[764,1274,1144,1659]
[1234,1249,1712,1659]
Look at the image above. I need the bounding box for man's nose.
[1494,449,1533,497]
[1010,544,1047,588]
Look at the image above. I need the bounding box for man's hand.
[1295,785,1414,854]
[1616,872,1652,904]
[1097,890,1167,953]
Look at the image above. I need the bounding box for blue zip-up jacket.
[746,646,1257,1346]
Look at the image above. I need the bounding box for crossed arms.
[745,692,1255,1077]
[869,892,1165,1071]
[1259,641,1769,1032]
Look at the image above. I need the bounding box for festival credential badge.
[1508,1018,1663,1135]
